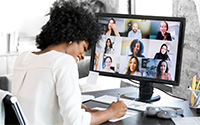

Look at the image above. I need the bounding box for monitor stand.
[122,81,160,103]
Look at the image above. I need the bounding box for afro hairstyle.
[36,0,102,50]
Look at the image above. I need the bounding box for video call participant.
[11,1,127,125]
[105,18,120,36]
[154,60,172,80]
[94,53,100,70]
[102,56,115,73]
[154,44,170,61]
[129,39,145,57]
[156,21,172,41]
[128,22,142,39]
[104,38,114,54]
[125,56,141,76]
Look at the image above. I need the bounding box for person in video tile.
[154,44,170,61]
[104,38,114,54]
[154,60,172,80]
[128,22,142,39]
[102,56,115,73]
[94,53,100,70]
[105,18,120,36]
[129,39,144,57]
[125,56,142,76]
[156,21,172,41]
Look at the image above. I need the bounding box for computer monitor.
[90,13,185,102]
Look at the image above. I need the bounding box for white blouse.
[11,50,91,125]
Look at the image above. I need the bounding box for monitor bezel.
[90,13,185,86]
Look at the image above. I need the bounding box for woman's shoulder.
[157,31,162,34]
[166,32,171,35]
[165,72,171,76]
[134,71,142,76]
[165,73,172,80]
[154,53,159,59]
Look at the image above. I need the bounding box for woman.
[11,1,127,125]
[154,60,172,80]
[105,18,120,36]
[102,56,115,73]
[129,39,144,57]
[125,56,141,76]
[154,44,170,60]
[156,21,172,41]
[104,38,114,54]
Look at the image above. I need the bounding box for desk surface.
[82,87,200,125]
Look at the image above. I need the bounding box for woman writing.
[11,1,127,125]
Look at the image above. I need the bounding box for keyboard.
[92,95,155,112]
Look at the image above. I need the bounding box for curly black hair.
[36,0,101,50]
[129,39,144,57]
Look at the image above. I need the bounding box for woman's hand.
[107,101,127,119]
[90,101,127,125]
[110,23,119,36]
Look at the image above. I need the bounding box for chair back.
[3,95,28,125]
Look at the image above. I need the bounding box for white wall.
[0,0,173,53]
[0,0,56,53]
[0,0,55,37]
[134,0,173,16]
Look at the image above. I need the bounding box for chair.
[3,94,28,125]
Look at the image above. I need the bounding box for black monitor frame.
[90,13,185,88]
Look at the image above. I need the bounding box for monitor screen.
[90,13,185,86]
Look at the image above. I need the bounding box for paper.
[92,95,154,112]
[82,95,95,102]
[86,71,99,84]
[92,107,137,122]
[172,117,200,125]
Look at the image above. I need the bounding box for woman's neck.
[161,31,166,36]
[33,43,67,55]
[105,67,111,71]
[130,71,135,75]
[160,72,166,79]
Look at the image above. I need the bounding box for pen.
[196,79,200,90]
[188,86,197,98]
[191,75,196,107]
[117,93,120,102]
[193,91,200,107]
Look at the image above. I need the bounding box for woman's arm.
[111,24,120,36]
[82,104,98,112]
[90,101,127,125]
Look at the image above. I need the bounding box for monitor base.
[123,92,160,103]
[123,81,161,103]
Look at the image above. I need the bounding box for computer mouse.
[157,107,176,119]
[146,106,161,116]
